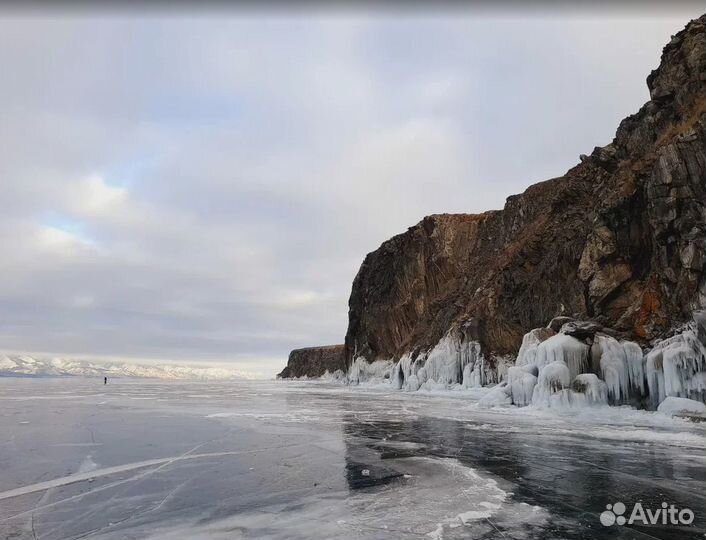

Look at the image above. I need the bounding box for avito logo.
[600,501,694,527]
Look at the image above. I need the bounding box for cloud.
[68,174,128,217]
[0,7,703,377]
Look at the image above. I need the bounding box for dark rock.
[560,321,603,341]
[547,316,575,332]
[277,345,345,379]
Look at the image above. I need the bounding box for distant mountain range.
[0,354,256,380]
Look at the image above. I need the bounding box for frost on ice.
[348,310,706,411]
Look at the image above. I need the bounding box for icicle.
[531,361,570,406]
[535,334,589,378]
[645,349,666,406]
[622,341,646,396]
[647,320,706,404]
[422,336,464,385]
[391,354,415,390]
[595,335,629,403]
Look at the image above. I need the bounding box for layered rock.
[277,345,345,379]
[344,14,706,384]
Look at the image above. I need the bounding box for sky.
[0,5,703,378]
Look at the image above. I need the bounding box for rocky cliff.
[278,345,345,379]
[345,14,706,375]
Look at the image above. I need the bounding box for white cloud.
[0,8,703,378]
[70,174,127,217]
[36,225,93,254]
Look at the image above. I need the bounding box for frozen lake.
[1,378,705,539]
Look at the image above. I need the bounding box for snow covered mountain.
[0,354,257,380]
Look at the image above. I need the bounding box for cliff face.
[278,345,345,379]
[345,15,706,368]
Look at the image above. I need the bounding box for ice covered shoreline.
[297,313,706,419]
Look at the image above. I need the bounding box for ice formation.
[387,334,495,392]
[478,382,512,408]
[506,365,538,406]
[347,311,706,411]
[592,335,646,404]
[515,328,553,367]
[657,396,706,416]
[534,334,589,379]
[645,319,706,405]
[348,358,393,384]
[531,361,570,406]
[570,374,608,405]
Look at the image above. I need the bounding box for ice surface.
[2,378,705,540]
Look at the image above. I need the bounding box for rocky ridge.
[277,345,345,379]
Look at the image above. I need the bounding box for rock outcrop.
[277,345,345,379]
[344,14,706,375]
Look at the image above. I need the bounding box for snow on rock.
[657,396,706,416]
[515,328,556,367]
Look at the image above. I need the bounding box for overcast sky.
[0,6,703,377]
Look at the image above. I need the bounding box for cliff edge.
[277,345,345,379]
[345,14,706,370]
